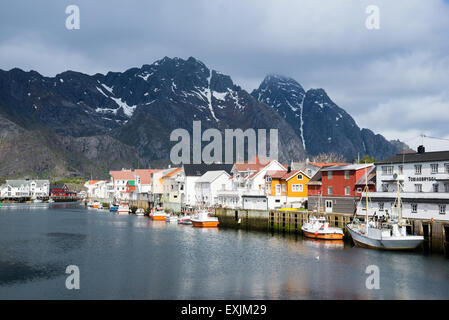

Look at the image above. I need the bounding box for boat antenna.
[365,165,369,233]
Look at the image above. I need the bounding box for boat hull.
[152,215,167,221]
[302,230,344,240]
[191,220,219,228]
[347,224,424,250]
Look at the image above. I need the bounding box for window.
[328,186,333,195]
[398,165,403,174]
[266,184,271,194]
[282,184,286,192]
[433,184,440,193]
[431,164,439,174]
[382,166,394,175]
[379,203,384,211]
[439,204,446,215]
[357,187,363,193]
[297,174,303,180]
[328,171,333,180]
[415,184,422,193]
[292,184,303,192]
[382,184,389,192]
[344,171,350,180]
[445,184,449,193]
[266,176,272,182]
[307,169,312,177]
[345,186,350,195]
[445,163,449,174]
[411,204,418,213]
[276,184,281,195]
[415,164,422,175]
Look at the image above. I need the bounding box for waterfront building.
[150,168,174,207]
[216,159,287,209]
[0,179,50,199]
[161,167,183,211]
[129,169,161,201]
[307,163,374,214]
[49,183,77,198]
[358,146,449,223]
[194,170,231,207]
[264,169,310,209]
[292,160,350,180]
[84,180,109,199]
[109,169,135,200]
[180,163,233,207]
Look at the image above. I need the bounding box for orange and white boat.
[117,202,130,214]
[301,216,344,240]
[191,209,219,228]
[151,209,170,221]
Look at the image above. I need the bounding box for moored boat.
[191,209,219,228]
[178,215,192,225]
[301,216,344,240]
[347,172,424,250]
[166,215,178,222]
[151,209,170,221]
[117,202,130,214]
[135,208,145,216]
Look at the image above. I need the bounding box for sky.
[1,0,449,152]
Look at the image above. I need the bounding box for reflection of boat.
[178,215,192,225]
[166,215,178,223]
[33,199,43,203]
[117,202,130,214]
[302,216,344,240]
[191,209,219,228]
[151,209,169,221]
[347,172,424,250]
[135,208,145,216]
[303,238,345,249]
[48,199,55,203]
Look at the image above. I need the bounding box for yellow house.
[264,170,310,209]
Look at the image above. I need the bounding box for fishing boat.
[302,190,344,240]
[151,209,170,221]
[191,209,219,228]
[92,201,102,209]
[48,198,55,203]
[33,199,43,203]
[301,216,344,240]
[347,172,424,250]
[117,202,130,215]
[109,204,118,212]
[135,208,145,216]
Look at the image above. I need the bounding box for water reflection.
[0,204,448,299]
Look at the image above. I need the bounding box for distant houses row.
[86,146,449,223]
[0,181,77,200]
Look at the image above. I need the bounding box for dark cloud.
[1,0,448,150]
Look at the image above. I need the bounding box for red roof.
[110,170,135,180]
[135,169,161,185]
[87,180,101,185]
[266,170,306,181]
[310,162,351,168]
[162,167,182,179]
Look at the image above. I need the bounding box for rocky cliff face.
[252,75,405,161]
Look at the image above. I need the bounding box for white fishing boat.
[135,208,145,216]
[302,216,344,240]
[48,198,55,203]
[33,199,43,203]
[347,172,424,250]
[117,202,130,215]
[191,209,219,228]
[151,209,170,221]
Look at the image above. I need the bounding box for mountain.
[0,57,304,178]
[252,75,405,161]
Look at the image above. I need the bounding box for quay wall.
[213,208,449,254]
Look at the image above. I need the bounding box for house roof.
[196,170,230,183]
[110,170,135,180]
[310,162,351,168]
[5,180,49,188]
[162,167,182,179]
[135,169,161,185]
[87,180,102,185]
[306,171,323,186]
[376,150,449,165]
[320,163,373,172]
[266,170,309,181]
[183,163,233,176]
[50,183,66,190]
[355,166,376,186]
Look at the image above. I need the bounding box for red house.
[50,183,77,197]
[307,164,375,215]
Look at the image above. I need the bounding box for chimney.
[417,145,425,154]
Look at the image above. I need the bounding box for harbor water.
[1,203,448,299]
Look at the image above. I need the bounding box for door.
[325,200,333,213]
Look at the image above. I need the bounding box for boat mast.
[397,176,402,225]
[365,165,369,232]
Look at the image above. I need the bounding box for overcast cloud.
[1,0,448,151]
